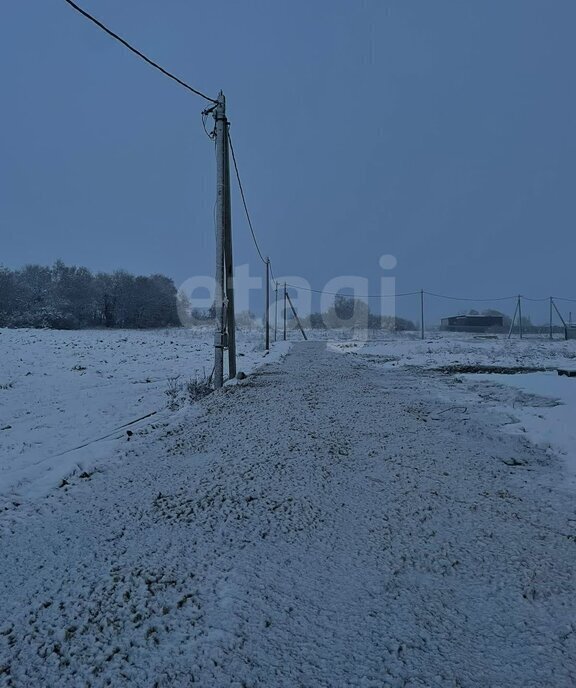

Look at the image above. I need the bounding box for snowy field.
[2,339,575,685]
[3,328,576,509]
[462,371,576,474]
[331,332,576,479]
[0,327,288,505]
[2,332,576,684]
[329,330,576,370]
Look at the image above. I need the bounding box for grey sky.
[1,1,575,322]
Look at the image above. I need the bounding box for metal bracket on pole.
[214,331,229,348]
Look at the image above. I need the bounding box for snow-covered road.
[1,342,575,686]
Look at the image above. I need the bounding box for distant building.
[440,314,504,333]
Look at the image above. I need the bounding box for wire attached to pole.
[63,0,217,103]
[424,291,516,303]
[227,130,268,265]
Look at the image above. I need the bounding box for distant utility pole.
[420,289,425,340]
[265,257,270,350]
[283,283,287,341]
[213,91,236,387]
[274,282,278,342]
[517,295,523,339]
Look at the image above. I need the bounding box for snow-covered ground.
[0,327,287,504]
[332,332,576,482]
[3,329,576,506]
[461,371,576,476]
[1,340,575,686]
[329,330,576,370]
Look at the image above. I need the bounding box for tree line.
[303,295,416,331]
[180,295,417,331]
[0,261,180,329]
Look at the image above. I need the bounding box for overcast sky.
[1,1,575,322]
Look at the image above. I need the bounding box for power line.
[424,291,516,302]
[269,262,279,287]
[227,130,268,265]
[280,286,576,304]
[285,284,420,298]
[63,0,216,103]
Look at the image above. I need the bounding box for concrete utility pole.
[265,258,270,350]
[549,297,553,340]
[518,295,523,339]
[283,283,287,341]
[274,282,278,342]
[223,116,236,378]
[213,91,231,388]
[420,290,425,340]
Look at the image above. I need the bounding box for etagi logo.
[177,255,398,345]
